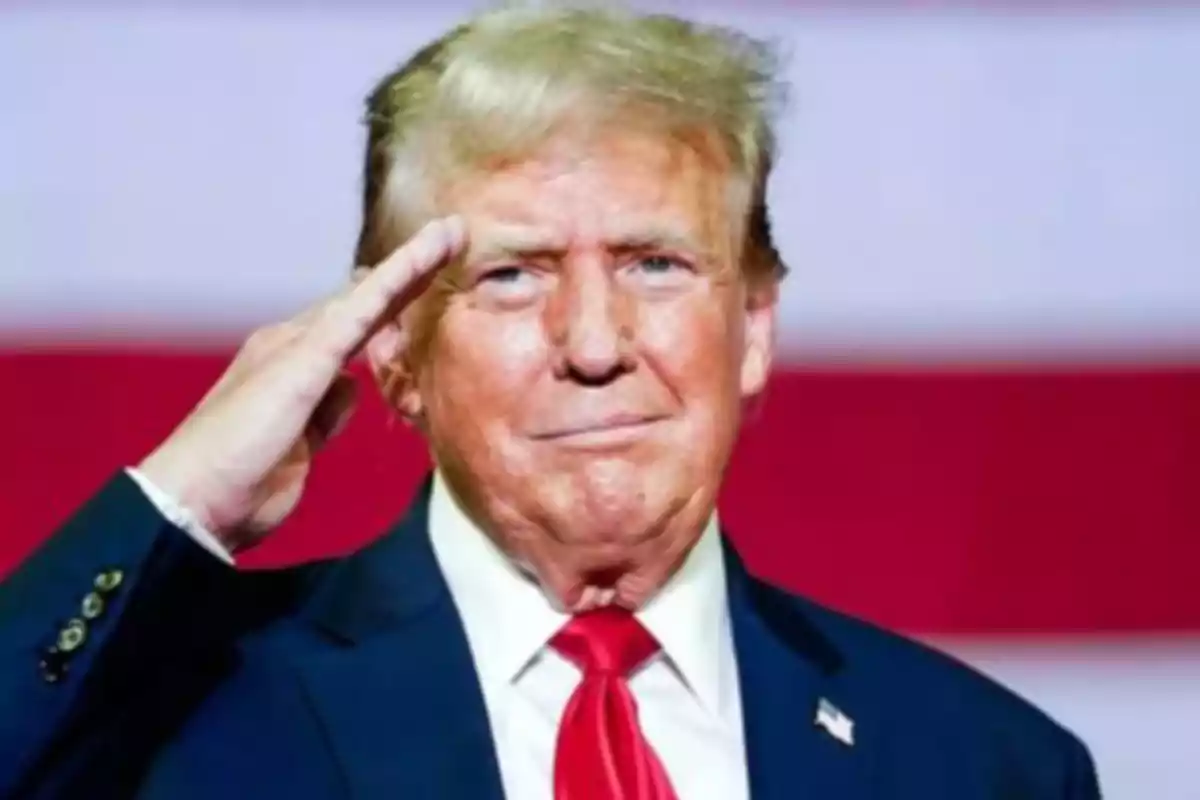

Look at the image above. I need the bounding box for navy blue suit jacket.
[0,473,1100,798]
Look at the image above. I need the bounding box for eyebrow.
[466,225,568,263]
[466,221,713,264]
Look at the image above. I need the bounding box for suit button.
[94,569,124,593]
[81,592,105,620]
[38,646,68,684]
[56,618,88,653]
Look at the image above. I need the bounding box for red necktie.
[551,608,680,800]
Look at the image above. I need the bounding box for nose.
[547,260,635,384]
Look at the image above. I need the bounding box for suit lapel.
[725,540,877,800]
[293,479,506,800]
[283,481,877,800]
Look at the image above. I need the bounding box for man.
[0,6,1100,799]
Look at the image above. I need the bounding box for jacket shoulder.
[751,579,1099,794]
[790,583,1077,734]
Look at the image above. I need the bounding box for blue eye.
[627,255,694,289]
[481,266,527,284]
[636,255,681,273]
[474,265,542,305]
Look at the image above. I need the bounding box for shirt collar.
[428,472,568,697]
[427,471,730,717]
[635,513,729,718]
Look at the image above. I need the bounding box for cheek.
[637,292,744,401]
[427,309,548,426]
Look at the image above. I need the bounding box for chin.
[559,460,676,523]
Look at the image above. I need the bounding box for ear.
[365,322,424,422]
[739,280,777,399]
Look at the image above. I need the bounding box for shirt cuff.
[124,467,235,566]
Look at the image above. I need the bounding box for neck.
[427,468,719,613]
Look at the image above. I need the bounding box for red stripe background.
[4,348,1196,635]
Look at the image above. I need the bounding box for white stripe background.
[3,3,1199,358]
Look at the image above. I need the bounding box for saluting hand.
[138,217,466,552]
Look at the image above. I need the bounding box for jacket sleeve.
[0,472,245,797]
[1065,732,1103,800]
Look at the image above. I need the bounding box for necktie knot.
[551,607,660,676]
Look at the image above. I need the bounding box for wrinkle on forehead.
[451,130,739,256]
[462,217,718,266]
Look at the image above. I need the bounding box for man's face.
[401,130,776,609]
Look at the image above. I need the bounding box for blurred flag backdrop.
[1,1,1197,796]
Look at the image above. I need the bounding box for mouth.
[533,414,669,449]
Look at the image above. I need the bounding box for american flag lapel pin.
[814,697,855,747]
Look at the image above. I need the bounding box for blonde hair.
[354,4,789,284]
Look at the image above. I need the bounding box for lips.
[531,412,668,441]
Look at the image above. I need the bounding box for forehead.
[442,130,736,251]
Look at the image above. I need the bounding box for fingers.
[306,373,359,451]
[315,216,467,361]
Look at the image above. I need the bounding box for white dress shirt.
[125,467,751,799]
